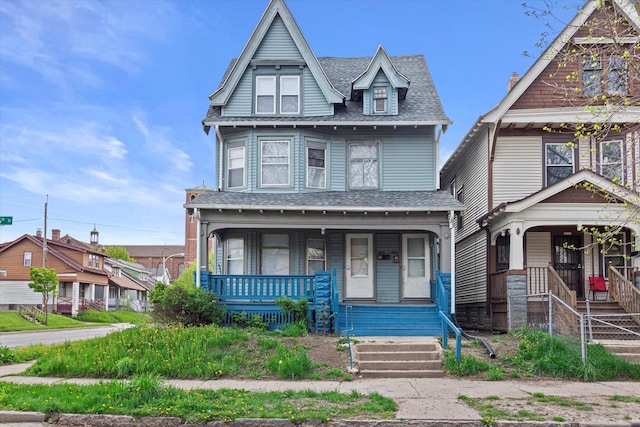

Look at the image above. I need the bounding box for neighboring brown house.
[440,0,640,332]
[0,234,109,316]
[124,245,185,283]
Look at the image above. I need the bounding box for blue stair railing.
[436,270,462,362]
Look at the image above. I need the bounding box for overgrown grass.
[0,375,396,422]
[0,311,92,332]
[14,325,341,380]
[445,328,640,381]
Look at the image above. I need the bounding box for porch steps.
[354,341,445,378]
[595,342,640,363]
[337,304,441,336]
[577,301,640,340]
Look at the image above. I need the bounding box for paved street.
[0,323,132,349]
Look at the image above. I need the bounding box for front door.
[345,234,374,299]
[553,235,583,298]
[402,234,430,299]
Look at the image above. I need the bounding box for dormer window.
[373,86,388,113]
[255,74,300,115]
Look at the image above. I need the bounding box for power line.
[50,217,182,235]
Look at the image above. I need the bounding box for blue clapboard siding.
[303,67,332,117]
[376,234,400,303]
[381,136,436,190]
[329,139,346,191]
[222,69,253,117]
[254,16,301,59]
[328,233,344,299]
[335,304,440,336]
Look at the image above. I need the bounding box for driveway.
[0,323,133,349]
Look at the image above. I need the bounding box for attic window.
[256,76,276,114]
[373,87,387,113]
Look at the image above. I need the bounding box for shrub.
[275,297,309,324]
[150,283,225,326]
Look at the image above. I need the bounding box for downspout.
[195,208,201,288]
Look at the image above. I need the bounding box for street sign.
[0,216,13,225]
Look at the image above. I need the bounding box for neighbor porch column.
[71,281,80,318]
[104,285,110,311]
[509,221,524,270]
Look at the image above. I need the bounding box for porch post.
[104,285,110,311]
[88,283,95,301]
[71,281,79,318]
[509,221,524,270]
[440,222,452,273]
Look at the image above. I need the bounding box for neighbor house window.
[307,239,326,274]
[456,188,464,230]
[373,86,388,113]
[88,254,99,268]
[307,142,326,189]
[261,140,290,186]
[599,140,623,184]
[59,284,67,297]
[256,75,276,114]
[226,238,244,275]
[546,143,574,186]
[261,234,289,275]
[349,142,378,189]
[227,145,245,188]
[582,54,601,95]
[23,251,32,267]
[280,75,300,114]
[496,235,510,272]
[607,55,627,95]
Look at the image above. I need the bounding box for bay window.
[307,141,326,189]
[227,145,245,189]
[349,142,378,189]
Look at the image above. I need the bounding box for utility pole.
[43,195,48,267]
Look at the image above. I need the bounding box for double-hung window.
[582,54,601,95]
[307,239,326,274]
[280,75,299,114]
[546,143,574,186]
[88,254,99,268]
[373,86,388,113]
[307,141,326,189]
[256,76,276,114]
[23,251,32,267]
[456,188,464,230]
[349,142,378,189]
[226,238,244,275]
[261,140,289,186]
[227,145,245,189]
[261,234,289,275]
[607,55,627,95]
[599,140,623,184]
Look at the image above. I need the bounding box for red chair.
[589,276,608,301]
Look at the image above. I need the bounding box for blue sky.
[0,0,579,246]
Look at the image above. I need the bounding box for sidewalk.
[1,361,640,426]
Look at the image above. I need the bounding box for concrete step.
[356,343,438,352]
[357,350,441,361]
[354,339,444,378]
[359,369,446,378]
[358,359,443,371]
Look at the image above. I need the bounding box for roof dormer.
[352,45,410,116]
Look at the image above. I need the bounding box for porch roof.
[185,190,464,213]
[109,275,146,291]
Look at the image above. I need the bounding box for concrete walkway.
[1,361,640,426]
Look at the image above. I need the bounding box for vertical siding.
[455,234,486,305]
[493,136,542,206]
[525,232,550,267]
[292,232,305,275]
[254,16,302,59]
[247,232,257,274]
[222,68,253,117]
[215,239,223,274]
[303,67,332,116]
[376,234,400,303]
[328,233,344,300]
[381,137,435,190]
[442,128,489,241]
[583,233,595,279]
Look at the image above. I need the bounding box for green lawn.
[0,311,92,332]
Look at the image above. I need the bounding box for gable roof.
[478,169,639,227]
[0,234,107,276]
[208,0,344,107]
[352,45,410,98]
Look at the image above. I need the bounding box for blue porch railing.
[436,270,462,362]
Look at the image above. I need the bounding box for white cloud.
[132,112,193,172]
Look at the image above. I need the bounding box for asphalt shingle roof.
[186,190,463,212]
[203,55,450,125]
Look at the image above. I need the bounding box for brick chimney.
[52,229,61,241]
[36,228,42,238]
[507,72,520,92]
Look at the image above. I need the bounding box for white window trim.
[226,238,244,275]
[545,143,575,186]
[373,86,388,113]
[306,140,326,189]
[279,75,300,115]
[260,139,290,187]
[23,251,32,267]
[256,75,276,114]
[227,144,246,189]
[599,140,624,185]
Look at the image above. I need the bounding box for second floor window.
[256,76,276,114]
[456,188,464,230]
[23,251,32,266]
[261,140,289,186]
[582,54,601,95]
[599,140,623,184]
[88,254,99,268]
[227,146,245,188]
[349,143,378,189]
[546,143,574,186]
[607,55,627,95]
[307,142,326,189]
